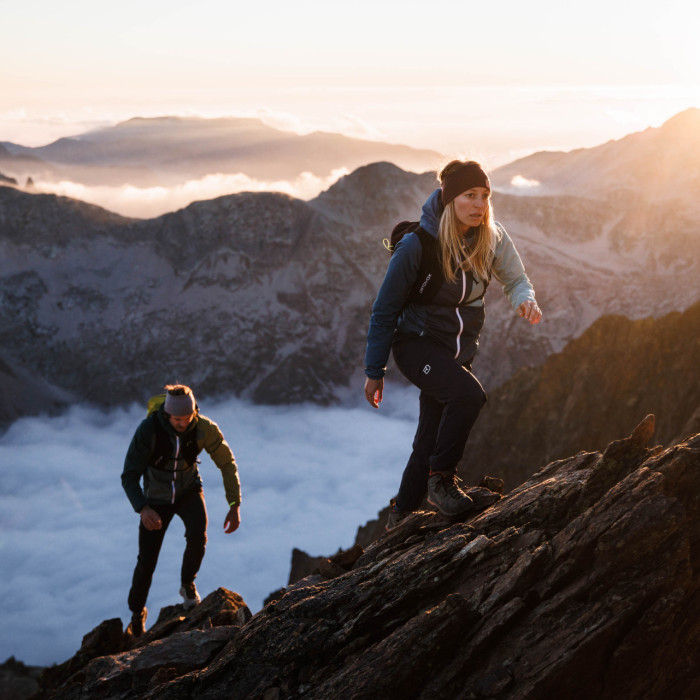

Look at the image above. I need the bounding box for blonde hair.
[438,160,498,284]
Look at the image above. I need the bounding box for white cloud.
[33,168,350,218]
[0,389,418,666]
[510,174,541,189]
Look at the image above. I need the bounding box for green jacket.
[121,408,241,512]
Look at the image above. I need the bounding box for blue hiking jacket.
[364,189,536,379]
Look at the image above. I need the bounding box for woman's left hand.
[518,300,542,325]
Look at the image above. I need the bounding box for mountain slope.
[459,300,700,489]
[492,107,700,204]
[1,154,700,421]
[0,116,442,187]
[37,418,700,699]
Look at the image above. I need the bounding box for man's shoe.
[127,607,147,637]
[180,582,201,609]
[386,498,410,531]
[427,471,474,517]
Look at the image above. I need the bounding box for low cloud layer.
[0,389,418,666]
[35,168,350,218]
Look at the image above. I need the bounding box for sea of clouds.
[33,168,351,219]
[0,387,418,666]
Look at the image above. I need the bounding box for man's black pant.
[128,487,208,613]
[392,336,487,512]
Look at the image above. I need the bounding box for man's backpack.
[146,394,166,416]
[383,221,444,304]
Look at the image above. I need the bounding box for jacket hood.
[419,188,444,237]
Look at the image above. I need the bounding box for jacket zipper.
[454,268,467,359]
[172,435,180,504]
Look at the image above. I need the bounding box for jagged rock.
[40,418,700,698]
[479,475,505,494]
[26,407,700,699]
[37,588,251,699]
[0,657,42,700]
[288,548,327,586]
[130,587,251,650]
[38,619,126,695]
[459,301,700,490]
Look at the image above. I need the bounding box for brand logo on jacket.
[422,364,431,375]
[418,273,432,295]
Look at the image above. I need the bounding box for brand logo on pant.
[422,364,431,375]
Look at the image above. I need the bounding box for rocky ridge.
[1,127,700,424]
[35,415,700,699]
[491,107,700,205]
[458,299,700,490]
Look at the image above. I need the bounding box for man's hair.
[164,384,192,396]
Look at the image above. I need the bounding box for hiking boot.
[386,498,410,531]
[180,582,201,609]
[127,607,147,637]
[427,471,474,517]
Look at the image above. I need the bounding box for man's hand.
[140,505,163,531]
[224,505,240,533]
[364,377,384,408]
[518,300,542,325]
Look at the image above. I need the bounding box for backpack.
[383,221,491,306]
[146,394,166,416]
[383,222,444,304]
[145,394,201,469]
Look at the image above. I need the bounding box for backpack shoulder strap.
[407,226,444,304]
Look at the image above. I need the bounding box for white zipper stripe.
[172,435,180,504]
[454,269,467,359]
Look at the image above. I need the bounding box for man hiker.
[121,384,241,637]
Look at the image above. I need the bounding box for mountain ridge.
[31,416,700,699]
[2,140,700,424]
[0,116,442,187]
[492,107,700,202]
[458,300,700,489]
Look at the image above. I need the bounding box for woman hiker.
[363,159,542,528]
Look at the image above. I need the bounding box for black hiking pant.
[128,487,208,613]
[392,336,487,512]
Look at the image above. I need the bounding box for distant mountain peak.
[660,106,700,135]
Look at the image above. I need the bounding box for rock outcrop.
[458,300,700,490]
[0,657,42,700]
[39,416,700,699]
[36,588,251,699]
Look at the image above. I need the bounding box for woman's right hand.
[364,377,384,409]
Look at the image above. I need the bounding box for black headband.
[441,163,490,206]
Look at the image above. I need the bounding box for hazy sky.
[2,0,698,158]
